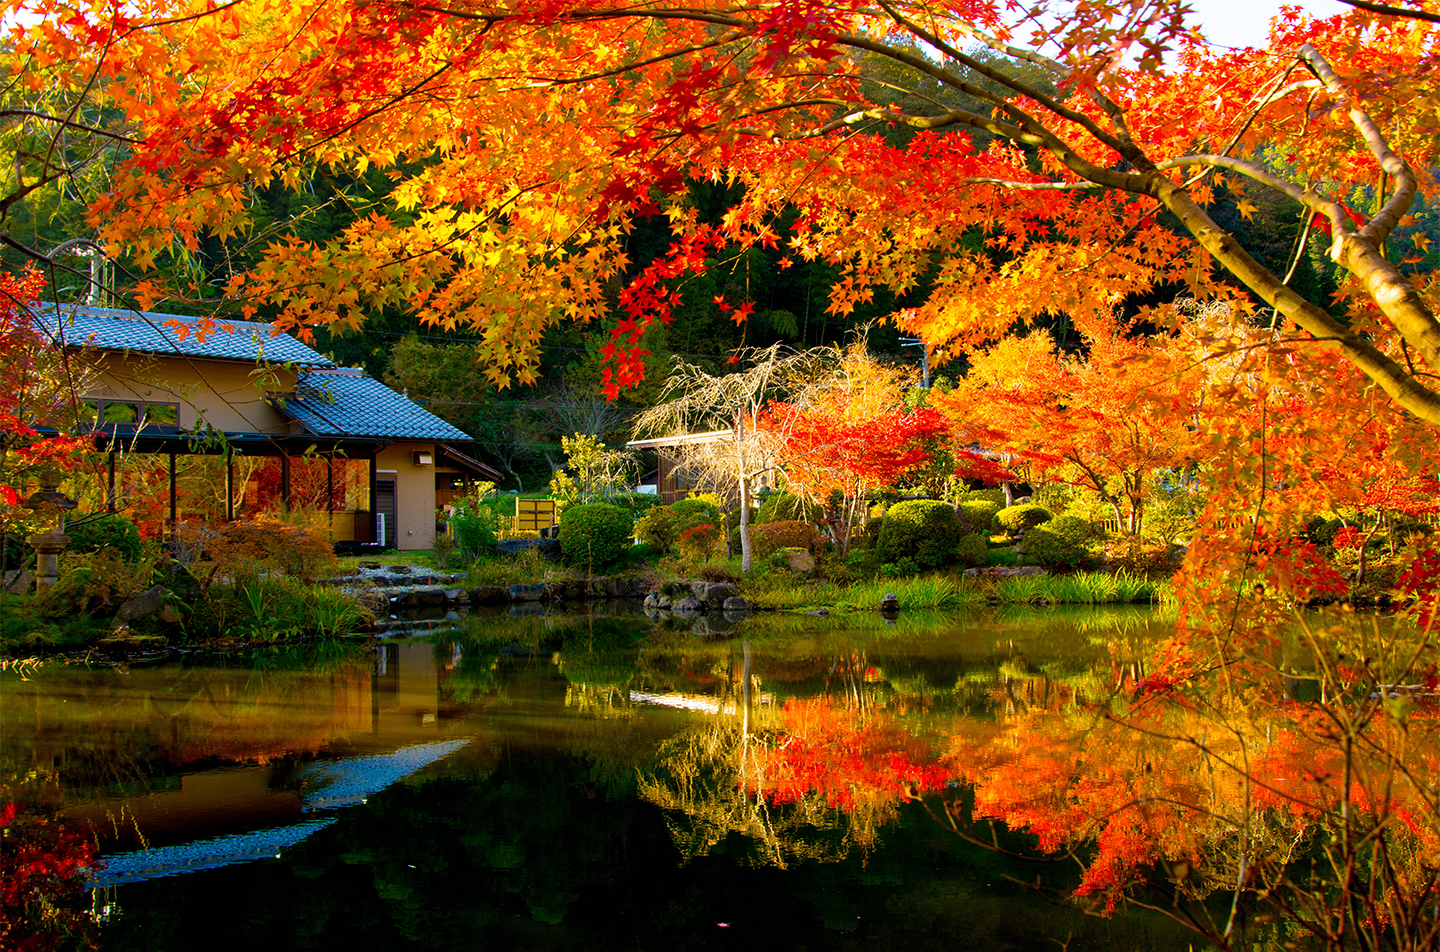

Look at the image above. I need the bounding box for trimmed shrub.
[958,500,1001,535]
[876,500,962,569]
[1022,515,1091,569]
[671,495,724,528]
[953,532,989,568]
[1307,516,1346,546]
[961,488,1007,506]
[559,503,633,567]
[751,520,823,559]
[756,492,823,525]
[66,514,144,560]
[636,505,679,552]
[995,503,1053,536]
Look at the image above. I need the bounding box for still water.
[3,607,1200,950]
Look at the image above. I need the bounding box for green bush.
[1306,516,1346,546]
[961,488,1008,506]
[755,492,822,525]
[953,532,989,568]
[635,505,679,552]
[671,495,723,528]
[958,500,1001,535]
[751,520,823,559]
[876,500,961,569]
[559,503,634,567]
[66,514,144,560]
[450,497,501,560]
[1022,515,1091,569]
[995,503,1053,535]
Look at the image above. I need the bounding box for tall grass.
[747,574,983,612]
[989,570,1165,605]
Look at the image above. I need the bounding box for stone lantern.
[23,468,77,591]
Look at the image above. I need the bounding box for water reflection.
[0,608,1212,950]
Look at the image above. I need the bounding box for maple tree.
[935,316,1204,538]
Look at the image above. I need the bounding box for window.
[144,403,179,426]
[103,402,138,424]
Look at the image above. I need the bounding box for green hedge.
[635,506,680,552]
[751,520,822,558]
[559,503,633,567]
[953,532,989,568]
[876,500,961,569]
[1022,515,1091,569]
[995,504,1053,535]
[66,514,144,560]
[958,500,1001,535]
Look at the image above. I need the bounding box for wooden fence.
[515,498,559,533]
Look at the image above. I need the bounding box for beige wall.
[378,443,442,551]
[89,354,300,434]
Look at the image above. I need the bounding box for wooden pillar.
[168,451,178,531]
[368,454,378,543]
[280,452,292,511]
[107,450,117,514]
[326,455,335,518]
[224,448,235,522]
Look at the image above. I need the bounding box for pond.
[0,607,1290,950]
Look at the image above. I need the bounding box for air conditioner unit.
[413,450,433,466]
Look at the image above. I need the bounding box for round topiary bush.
[995,503,1053,536]
[959,500,1001,535]
[559,503,633,567]
[876,500,962,569]
[66,514,144,560]
[671,495,723,530]
[1022,515,1091,569]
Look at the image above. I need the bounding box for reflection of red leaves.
[751,698,952,811]
[1399,548,1440,629]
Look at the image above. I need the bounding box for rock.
[159,603,184,625]
[962,565,1048,579]
[508,583,547,602]
[495,539,563,562]
[703,582,739,606]
[386,564,412,574]
[656,594,673,609]
[588,576,612,599]
[116,585,169,623]
[4,569,33,595]
[782,548,816,575]
[358,561,381,570]
[689,580,711,601]
[643,594,660,609]
[469,585,507,605]
[880,592,900,611]
[443,588,466,603]
[722,596,749,613]
[673,596,701,612]
[545,581,568,600]
[606,578,629,598]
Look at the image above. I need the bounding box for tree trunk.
[739,472,753,572]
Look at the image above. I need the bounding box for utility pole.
[899,338,929,388]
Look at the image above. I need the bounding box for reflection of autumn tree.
[935,629,1440,951]
[0,776,100,952]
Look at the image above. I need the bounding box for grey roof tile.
[40,305,335,367]
[279,369,473,442]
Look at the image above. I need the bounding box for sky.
[1183,0,1351,48]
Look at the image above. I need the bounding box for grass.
[988,570,1168,605]
[744,573,983,612]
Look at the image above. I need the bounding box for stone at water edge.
[689,580,710,601]
[656,594,673,609]
[507,583,547,602]
[703,582,740,606]
[722,596,749,613]
[880,593,900,611]
[116,585,168,624]
[385,564,412,574]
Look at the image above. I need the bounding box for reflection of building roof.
[41,305,336,367]
[87,740,471,888]
[298,739,471,810]
[275,368,472,443]
[89,818,338,888]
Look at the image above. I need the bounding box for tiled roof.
[278,368,473,442]
[39,305,335,367]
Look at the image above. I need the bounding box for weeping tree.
[632,345,819,572]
